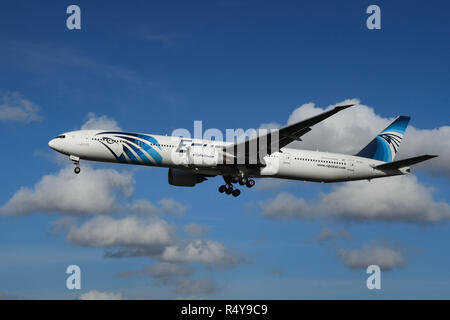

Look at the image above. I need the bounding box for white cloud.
[282,99,449,177]
[48,217,77,234]
[144,262,193,279]
[34,150,68,166]
[315,227,351,243]
[81,112,122,131]
[66,214,246,269]
[7,40,139,83]
[128,200,159,215]
[174,277,218,295]
[0,92,43,123]
[399,126,450,176]
[183,223,209,238]
[161,239,246,268]
[67,216,176,248]
[158,198,188,216]
[338,242,407,271]
[260,192,310,220]
[116,262,193,281]
[0,166,134,216]
[79,290,126,300]
[128,198,187,216]
[260,175,450,222]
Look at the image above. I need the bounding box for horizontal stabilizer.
[374,155,438,170]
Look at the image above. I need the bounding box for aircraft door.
[283,153,291,165]
[347,159,355,179]
[75,134,91,157]
[175,139,191,166]
[203,142,217,166]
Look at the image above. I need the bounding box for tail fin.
[355,116,410,162]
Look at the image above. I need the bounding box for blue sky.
[0,0,449,299]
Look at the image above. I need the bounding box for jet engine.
[168,168,207,187]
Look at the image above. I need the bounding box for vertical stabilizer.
[355,116,410,162]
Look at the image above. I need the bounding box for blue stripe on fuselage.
[122,144,138,163]
[117,136,162,164]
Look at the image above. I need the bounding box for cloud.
[161,239,246,268]
[144,263,193,280]
[338,242,407,271]
[128,200,159,215]
[158,198,188,216]
[260,175,450,222]
[6,40,139,83]
[34,150,68,166]
[314,227,351,243]
[183,223,209,238]
[128,198,187,216]
[48,217,77,234]
[116,262,193,281]
[400,126,450,176]
[0,92,43,123]
[66,214,247,270]
[174,277,218,295]
[81,113,122,131]
[79,290,126,300]
[67,215,244,297]
[67,216,176,248]
[281,99,449,177]
[260,192,310,220]
[0,166,134,216]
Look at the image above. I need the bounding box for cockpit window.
[57,135,66,139]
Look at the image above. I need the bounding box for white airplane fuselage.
[48,130,407,183]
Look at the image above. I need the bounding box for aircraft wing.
[223,104,355,164]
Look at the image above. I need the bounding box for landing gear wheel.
[218,185,227,193]
[232,189,241,197]
[239,176,247,185]
[225,186,233,195]
[246,179,255,188]
[74,167,81,174]
[232,176,239,183]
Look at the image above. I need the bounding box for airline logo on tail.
[356,116,410,162]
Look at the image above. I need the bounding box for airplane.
[48,104,437,197]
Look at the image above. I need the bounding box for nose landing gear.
[70,155,81,174]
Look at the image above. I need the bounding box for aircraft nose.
[48,138,57,150]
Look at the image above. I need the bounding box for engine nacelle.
[168,168,206,187]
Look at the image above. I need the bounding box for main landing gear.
[218,176,255,197]
[70,155,81,174]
